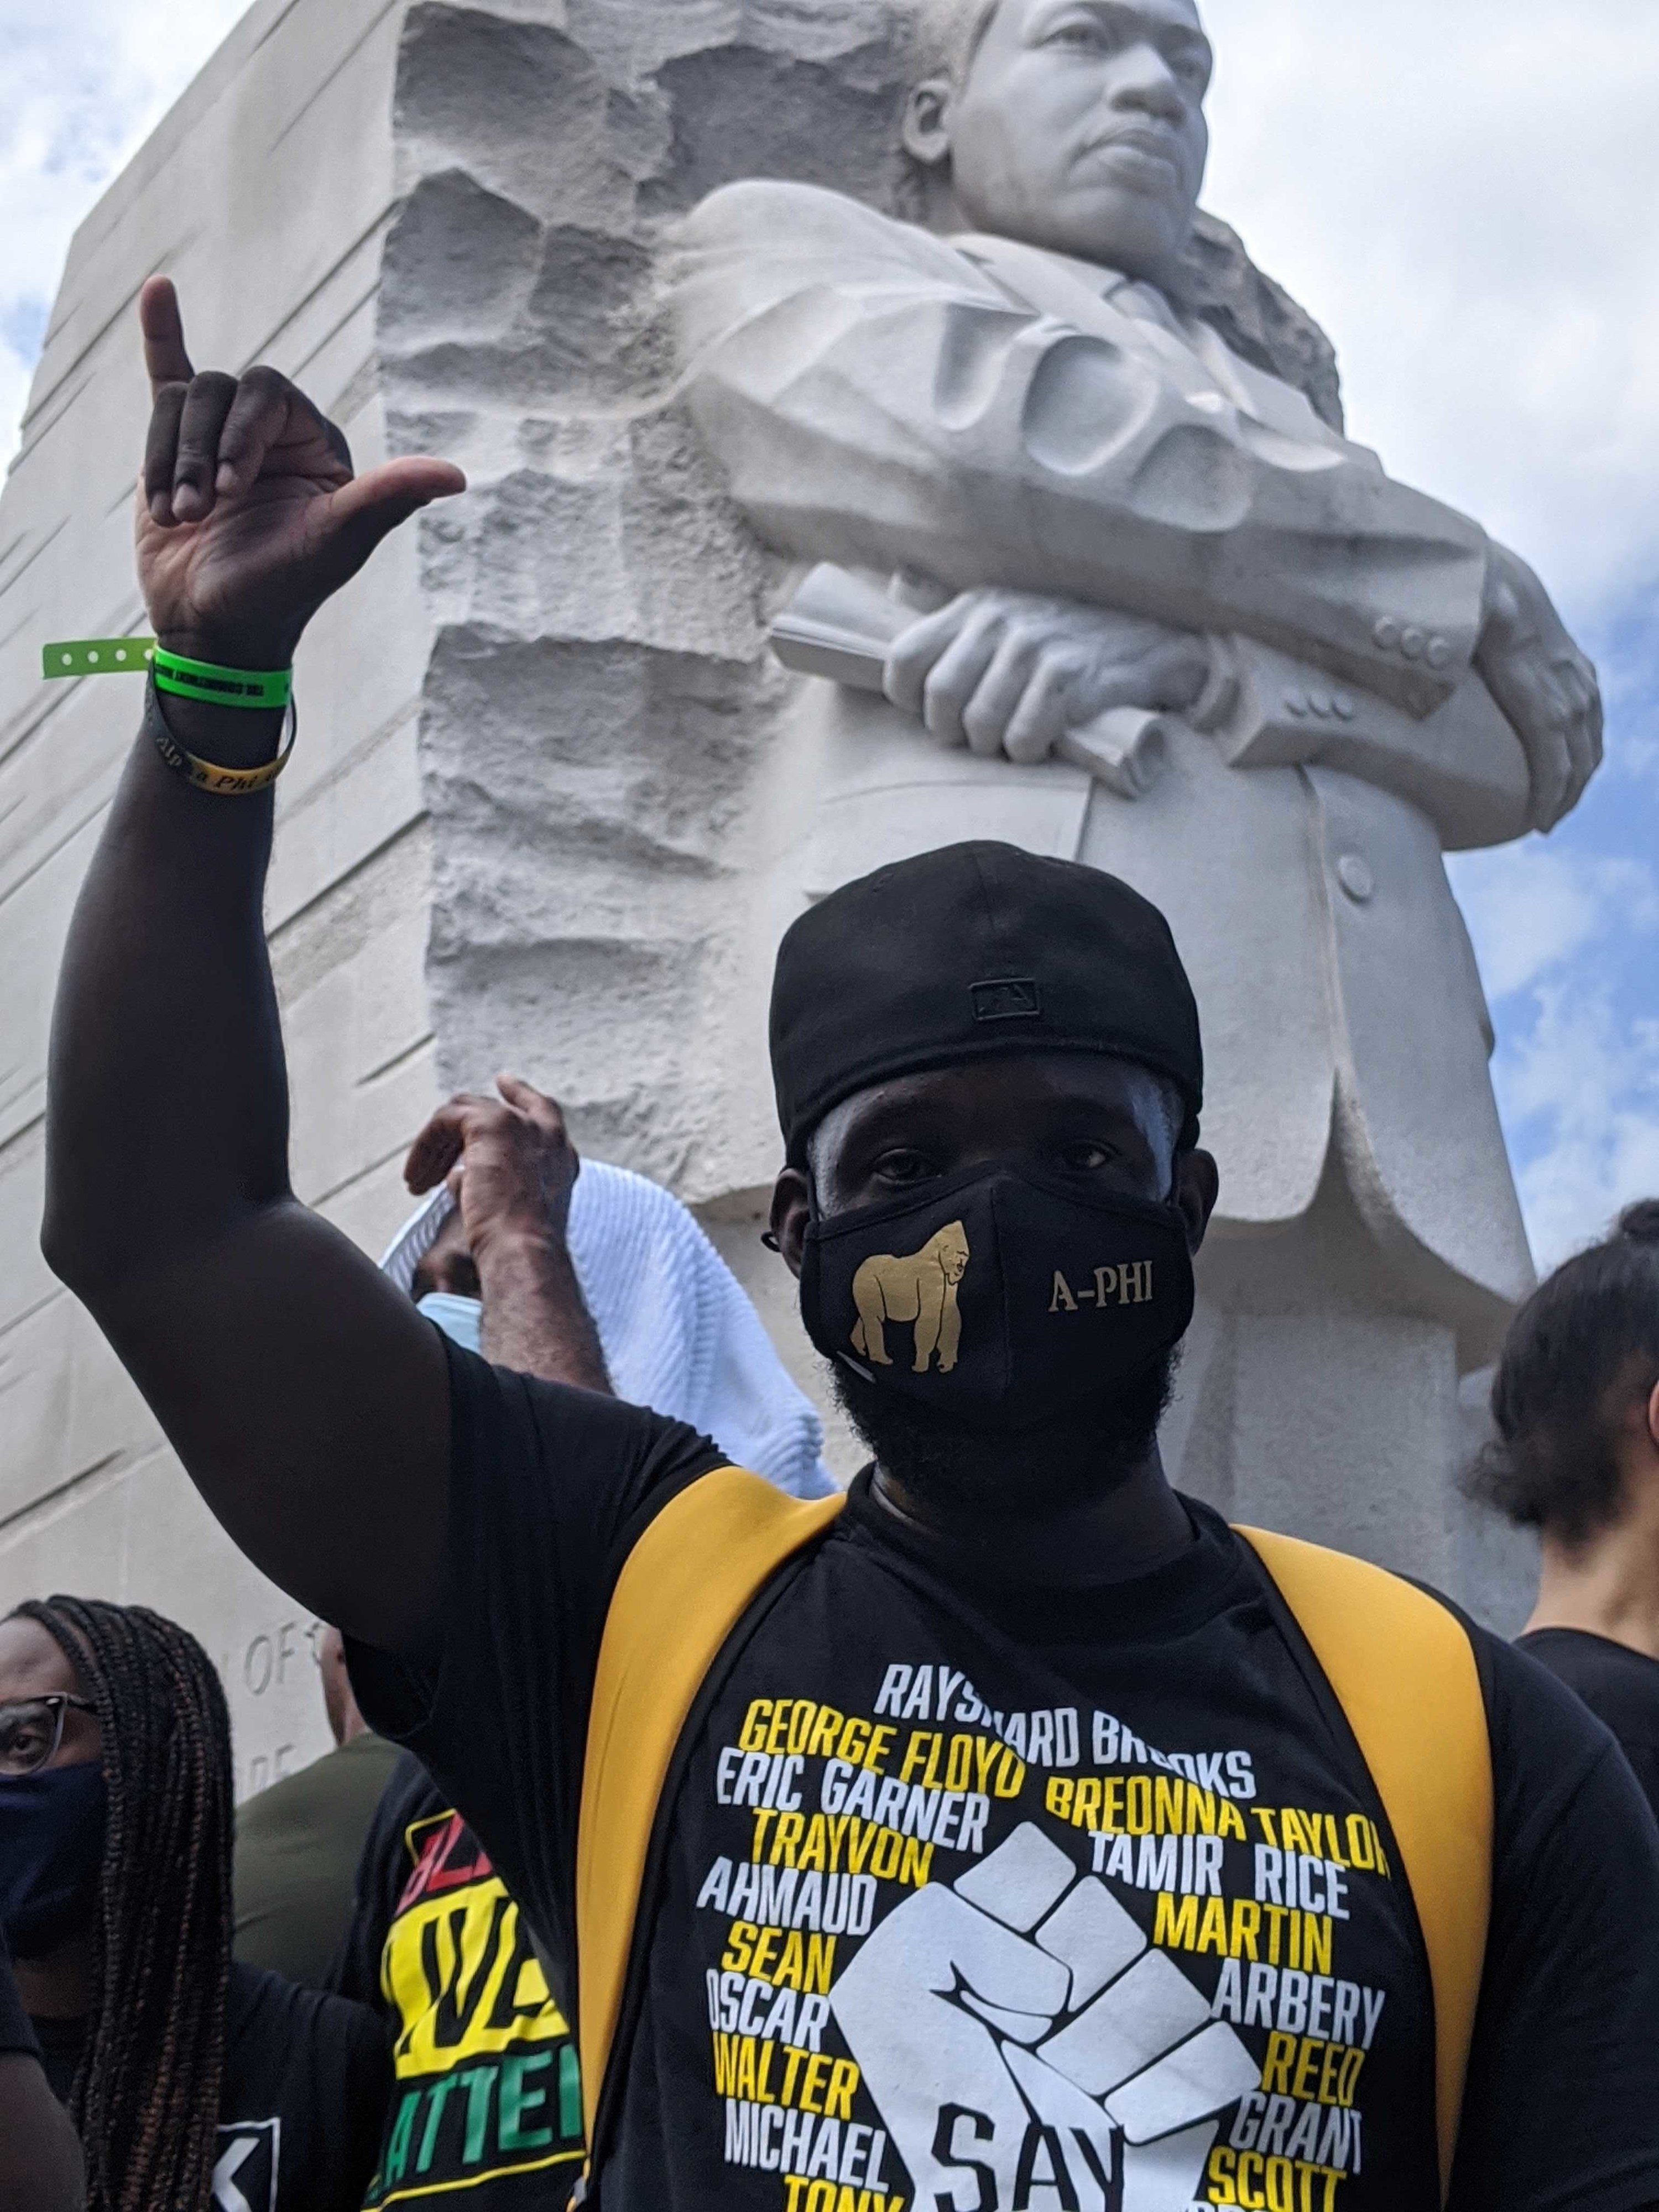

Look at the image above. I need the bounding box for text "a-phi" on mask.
[1048,1260,1155,1313]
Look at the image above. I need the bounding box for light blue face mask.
[416,1292,483,1355]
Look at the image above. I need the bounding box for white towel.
[379,1163,834,1499]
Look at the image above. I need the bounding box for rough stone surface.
[1175,212,1344,436]
[385,3,905,1200]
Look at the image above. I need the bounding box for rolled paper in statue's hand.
[769,562,907,690]
[1057,708,1170,799]
[770,564,1175,797]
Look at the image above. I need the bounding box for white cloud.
[1447,838,1659,1266]
[1504,987,1659,1270]
[1201,0,1659,625]
[1450,846,1659,1003]
[0,0,253,463]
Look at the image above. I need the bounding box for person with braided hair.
[1472,1201,1659,1825]
[0,1596,390,2212]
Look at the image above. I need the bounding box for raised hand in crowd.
[404,1075,610,1389]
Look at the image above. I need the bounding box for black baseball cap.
[770,841,1203,1160]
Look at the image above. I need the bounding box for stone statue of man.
[671,0,1603,1573]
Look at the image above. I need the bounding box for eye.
[1058,1139,1118,1172]
[872,1147,938,1187]
[0,1704,53,1773]
[1170,49,1210,89]
[1046,16,1113,51]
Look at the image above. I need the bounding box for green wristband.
[42,638,156,677]
[41,638,291,709]
[151,645,291,710]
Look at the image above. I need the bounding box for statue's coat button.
[1308,690,1332,717]
[1284,690,1307,716]
[1336,853,1375,903]
[1400,626,1426,661]
[1425,637,1451,669]
[1333,693,1357,721]
[1373,617,1401,649]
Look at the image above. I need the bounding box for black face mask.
[800,1161,1195,1433]
[0,1759,106,1960]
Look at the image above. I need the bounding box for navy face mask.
[799,1161,1195,1432]
[0,1759,106,1960]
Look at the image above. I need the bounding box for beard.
[831,1344,1182,1519]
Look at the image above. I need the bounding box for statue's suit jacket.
[675,180,1535,1357]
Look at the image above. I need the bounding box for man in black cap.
[42,289,1659,2211]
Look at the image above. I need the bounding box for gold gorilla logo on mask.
[850,1222,971,1375]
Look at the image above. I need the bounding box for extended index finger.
[139,276,194,395]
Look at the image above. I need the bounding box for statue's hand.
[1474,545,1603,832]
[884,588,1209,765]
[136,277,465,670]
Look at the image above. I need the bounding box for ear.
[1173,1147,1219,1256]
[901,74,956,170]
[770,1167,813,1281]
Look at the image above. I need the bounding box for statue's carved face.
[921,0,1211,278]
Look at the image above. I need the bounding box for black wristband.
[0,1929,43,2061]
[144,676,296,795]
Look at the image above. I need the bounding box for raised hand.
[1475,543,1603,832]
[884,588,1211,765]
[401,1076,608,1389]
[403,1075,583,1265]
[136,276,465,670]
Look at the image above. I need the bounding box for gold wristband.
[145,679,296,796]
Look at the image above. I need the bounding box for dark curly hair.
[1467,1200,1659,1546]
[14,1597,233,2212]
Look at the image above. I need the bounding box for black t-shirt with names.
[32,1961,389,2212]
[349,1344,1659,2212]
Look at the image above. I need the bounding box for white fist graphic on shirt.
[830,1824,1257,2212]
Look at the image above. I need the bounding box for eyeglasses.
[0,1695,98,1779]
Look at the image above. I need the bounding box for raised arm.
[41,280,466,1654]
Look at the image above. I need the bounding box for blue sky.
[3,0,1655,1270]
